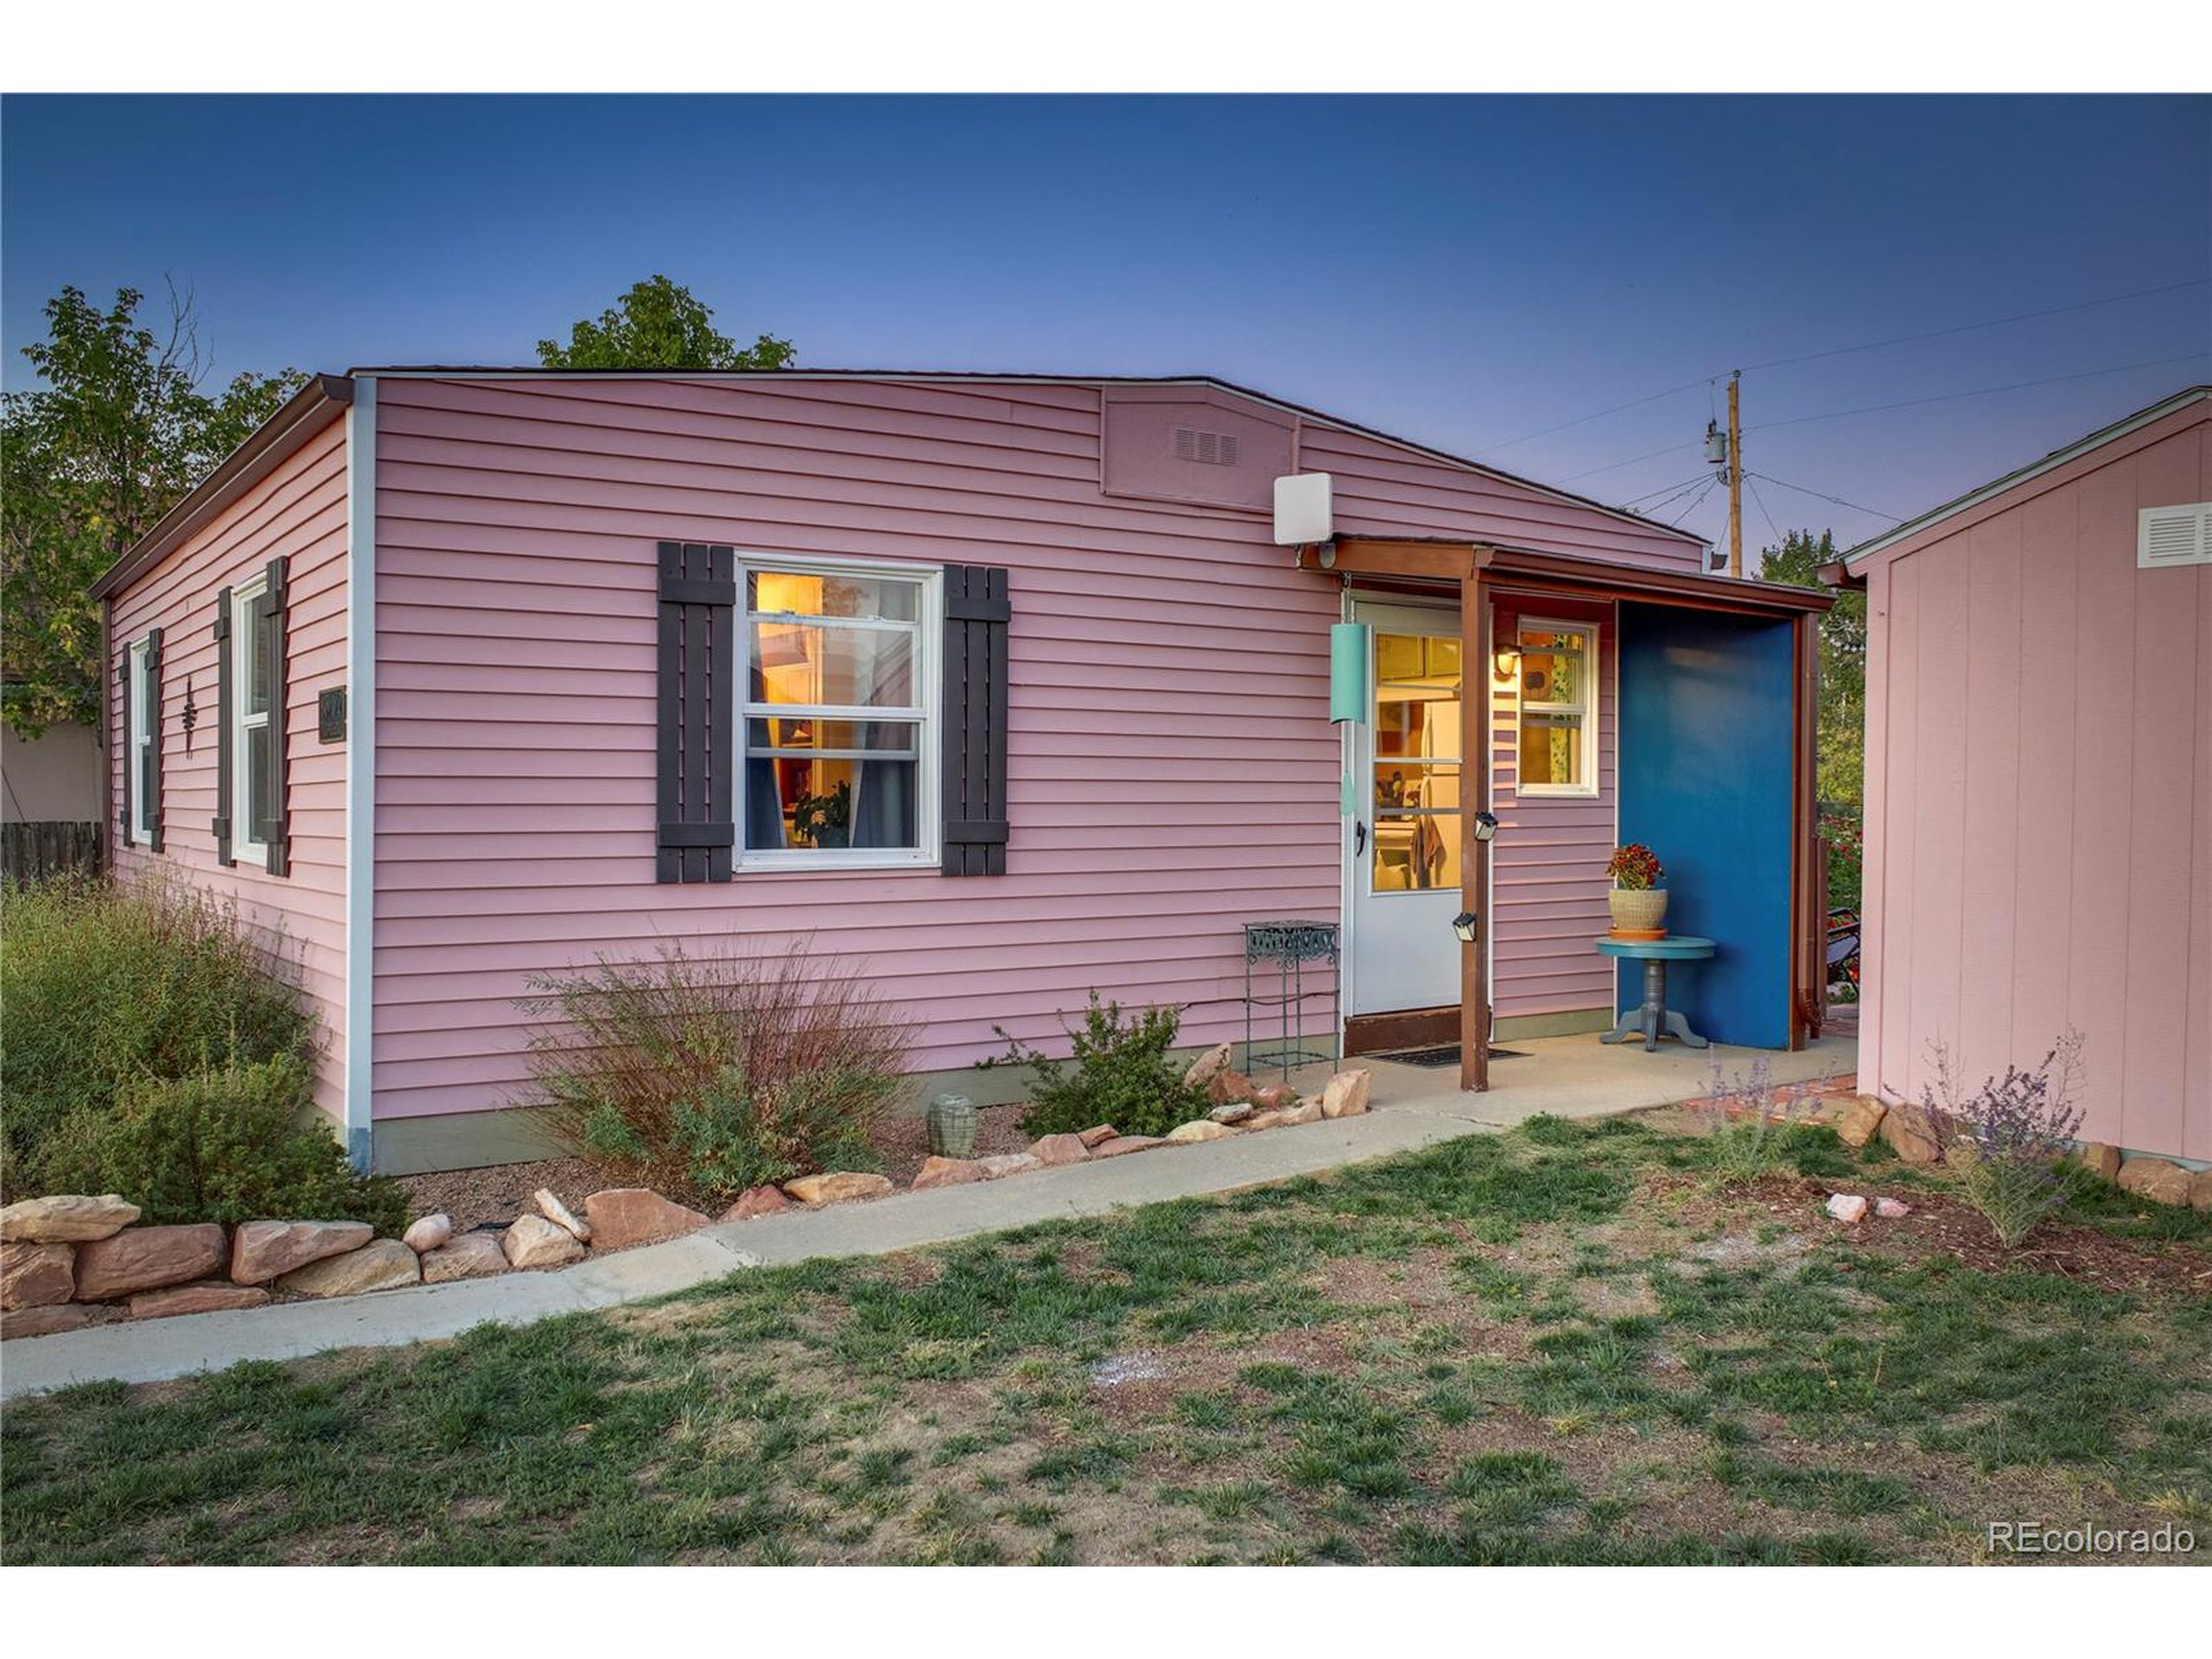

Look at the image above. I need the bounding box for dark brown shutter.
[940,564,1011,876]
[144,626,164,852]
[254,557,290,877]
[212,587,234,866]
[117,645,134,848]
[656,541,737,883]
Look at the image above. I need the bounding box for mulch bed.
[1709,1171,2212,1300]
[395,1102,1039,1235]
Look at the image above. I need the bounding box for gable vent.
[1173,426,1239,467]
[2139,502,2212,569]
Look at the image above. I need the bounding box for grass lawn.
[5,1114,2209,1565]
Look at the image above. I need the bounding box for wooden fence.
[1,821,102,884]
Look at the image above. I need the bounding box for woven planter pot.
[1608,887,1669,938]
[926,1094,978,1160]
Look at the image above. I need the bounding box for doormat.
[1373,1044,1528,1068]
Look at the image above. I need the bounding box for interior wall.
[1616,603,1796,1048]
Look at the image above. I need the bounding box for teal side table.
[1594,935,1716,1052]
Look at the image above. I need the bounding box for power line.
[1748,470,1903,524]
[1739,276,2212,374]
[1556,440,1704,484]
[1751,353,2209,433]
[1745,474,1784,550]
[1475,375,1713,454]
[1663,475,1723,527]
[1620,470,1714,506]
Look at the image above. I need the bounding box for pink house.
[1840,385,2211,1164]
[94,370,1834,1173]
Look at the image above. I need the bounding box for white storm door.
[1348,605,1467,1016]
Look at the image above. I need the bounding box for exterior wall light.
[1493,644,1521,683]
[1452,911,1479,944]
[1471,810,1498,842]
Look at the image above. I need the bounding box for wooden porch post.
[1460,555,1492,1090]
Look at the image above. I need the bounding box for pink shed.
[1847,386,2212,1163]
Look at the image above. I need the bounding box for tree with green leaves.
[536,275,794,372]
[2,284,304,737]
[1756,527,1867,814]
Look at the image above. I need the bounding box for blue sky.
[4,94,2206,550]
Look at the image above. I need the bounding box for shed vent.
[1173,426,1239,467]
[2138,502,2212,569]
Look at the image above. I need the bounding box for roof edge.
[346,366,1711,550]
[91,375,354,601]
[1841,383,2212,567]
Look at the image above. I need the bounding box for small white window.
[738,557,938,869]
[128,637,155,843]
[1515,619,1598,798]
[230,576,273,868]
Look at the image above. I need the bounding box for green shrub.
[989,992,1211,1140]
[1,874,317,1194]
[518,942,912,1204]
[36,1054,407,1234]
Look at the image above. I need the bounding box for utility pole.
[1725,373,1743,579]
[1726,369,1744,579]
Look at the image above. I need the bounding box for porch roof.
[1305,537,1837,617]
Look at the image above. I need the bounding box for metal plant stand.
[1242,919,1341,1079]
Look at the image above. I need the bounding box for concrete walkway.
[0,1030,1851,1400]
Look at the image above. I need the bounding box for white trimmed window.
[738,557,939,868]
[230,575,273,867]
[1515,619,1598,798]
[128,636,156,842]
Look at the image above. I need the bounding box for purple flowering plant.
[1921,1031,2088,1248]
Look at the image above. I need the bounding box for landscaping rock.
[2116,1158,2193,1208]
[1031,1134,1090,1167]
[2192,1170,2212,1213]
[722,1185,791,1221]
[402,1212,454,1254]
[1878,1103,1942,1166]
[1077,1125,1119,1149]
[911,1155,988,1191]
[1166,1119,1237,1143]
[2,1303,104,1340]
[422,1233,512,1283]
[1208,1101,1255,1126]
[231,1219,373,1285]
[277,1238,420,1298]
[781,1173,893,1208]
[2075,1142,2121,1181]
[1874,1197,1912,1219]
[1834,1095,1889,1149]
[536,1189,592,1242]
[500,1216,585,1270]
[1090,1135,1166,1158]
[128,1281,270,1319]
[1252,1083,1300,1111]
[1183,1041,1234,1089]
[1321,1069,1373,1120]
[1825,1193,1869,1223]
[979,1154,1043,1179]
[1207,1068,1260,1107]
[1249,1097,1323,1131]
[1,1193,143,1243]
[1,1241,75,1309]
[583,1188,710,1249]
[73,1224,226,1301]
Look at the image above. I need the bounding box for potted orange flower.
[1607,843,1667,938]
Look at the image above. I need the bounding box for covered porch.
[1296,536,1840,1092]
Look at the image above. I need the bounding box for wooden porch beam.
[1461,563,1491,1091]
[1306,538,1493,582]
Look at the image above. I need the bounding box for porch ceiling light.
[1471,810,1499,842]
[1452,911,1480,944]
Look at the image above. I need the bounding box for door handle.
[1354,821,1368,856]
